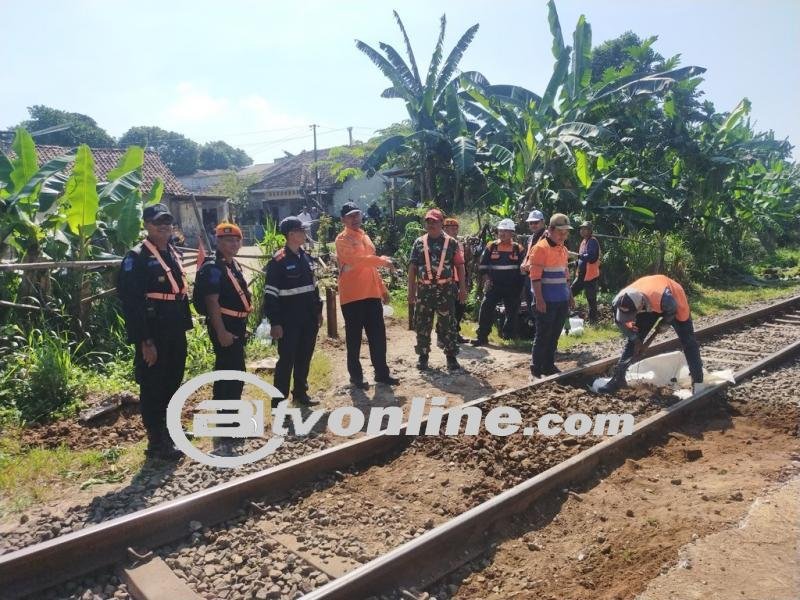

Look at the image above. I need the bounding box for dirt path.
[431,357,800,600]
[638,475,799,600]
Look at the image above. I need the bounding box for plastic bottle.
[255,317,272,342]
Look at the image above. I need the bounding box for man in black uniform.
[473,218,525,345]
[118,203,192,460]
[193,222,252,455]
[263,217,323,406]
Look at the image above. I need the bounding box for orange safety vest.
[420,233,452,284]
[626,274,691,322]
[142,239,188,301]
[581,236,601,281]
[219,261,253,319]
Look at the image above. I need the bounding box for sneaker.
[417,354,429,371]
[374,374,400,385]
[446,356,462,371]
[293,394,320,406]
[471,338,488,347]
[542,366,562,376]
[350,378,370,390]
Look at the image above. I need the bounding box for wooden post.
[325,287,338,338]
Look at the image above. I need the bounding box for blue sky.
[2,0,797,163]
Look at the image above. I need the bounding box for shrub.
[0,329,84,425]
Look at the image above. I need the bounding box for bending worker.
[599,274,703,394]
[473,218,524,345]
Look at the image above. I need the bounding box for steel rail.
[303,325,800,598]
[1,294,798,599]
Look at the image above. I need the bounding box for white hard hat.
[497,218,516,231]
[526,210,545,222]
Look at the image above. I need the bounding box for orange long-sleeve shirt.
[335,227,391,305]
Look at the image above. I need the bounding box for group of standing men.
[118,201,703,461]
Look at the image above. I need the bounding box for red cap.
[424,209,444,222]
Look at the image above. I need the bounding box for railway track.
[2,294,799,600]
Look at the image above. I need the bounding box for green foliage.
[0,328,85,424]
[397,220,424,269]
[198,140,253,170]
[19,105,115,147]
[316,213,335,244]
[356,12,484,209]
[209,172,259,221]
[118,126,200,176]
[597,232,694,290]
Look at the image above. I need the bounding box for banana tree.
[462,0,704,226]
[357,11,485,209]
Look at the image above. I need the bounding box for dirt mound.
[22,393,144,451]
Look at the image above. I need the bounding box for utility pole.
[310,124,319,209]
[347,126,353,147]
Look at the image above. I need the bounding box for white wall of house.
[332,175,388,214]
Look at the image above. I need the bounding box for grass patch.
[689,281,800,316]
[0,433,144,518]
[307,352,333,393]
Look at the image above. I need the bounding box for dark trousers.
[274,318,319,399]
[477,285,522,340]
[619,313,703,383]
[531,301,569,374]
[342,298,390,381]
[134,333,187,440]
[209,318,247,401]
[571,275,599,321]
[524,281,537,338]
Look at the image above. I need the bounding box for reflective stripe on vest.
[222,261,252,316]
[278,284,316,296]
[421,233,451,284]
[142,239,187,296]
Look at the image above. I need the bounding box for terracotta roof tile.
[29,145,191,196]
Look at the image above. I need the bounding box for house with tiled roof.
[246,147,392,225]
[23,145,230,246]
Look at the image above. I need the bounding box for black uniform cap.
[142,203,172,222]
[280,216,306,235]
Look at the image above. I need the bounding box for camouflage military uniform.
[409,233,461,357]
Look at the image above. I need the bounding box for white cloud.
[163,82,229,121]
[238,95,308,130]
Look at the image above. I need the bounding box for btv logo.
[192,399,265,438]
[167,371,285,468]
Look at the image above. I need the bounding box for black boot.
[417,354,429,371]
[446,355,462,371]
[146,428,183,461]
